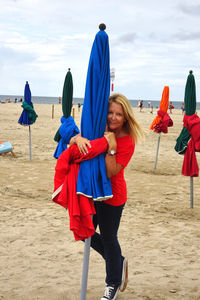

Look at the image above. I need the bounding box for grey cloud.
[111,32,137,47]
[179,3,200,16]
[0,46,36,65]
[119,32,137,43]
[172,31,200,41]
[148,30,200,43]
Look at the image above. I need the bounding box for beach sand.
[1,103,200,300]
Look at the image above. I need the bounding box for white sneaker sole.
[120,258,128,292]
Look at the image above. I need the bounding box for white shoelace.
[103,285,114,298]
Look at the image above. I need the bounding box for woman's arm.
[69,134,91,155]
[104,132,123,178]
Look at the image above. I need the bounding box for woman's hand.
[76,136,91,155]
[104,131,117,151]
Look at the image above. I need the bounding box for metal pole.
[80,237,91,300]
[190,177,194,208]
[29,125,32,160]
[154,133,161,169]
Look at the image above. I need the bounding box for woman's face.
[107,102,125,132]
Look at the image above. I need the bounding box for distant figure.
[78,103,81,112]
[148,101,151,108]
[14,98,17,103]
[59,97,61,104]
[169,101,174,114]
[181,102,185,114]
[139,100,143,112]
[20,98,23,102]
[150,105,153,114]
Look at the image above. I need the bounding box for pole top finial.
[99,23,106,31]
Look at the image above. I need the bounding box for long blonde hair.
[109,93,144,144]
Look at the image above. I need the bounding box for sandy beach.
[1,103,200,300]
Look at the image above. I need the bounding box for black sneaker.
[101,284,119,300]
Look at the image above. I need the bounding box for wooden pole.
[72,107,75,119]
[52,104,54,119]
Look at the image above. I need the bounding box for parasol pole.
[190,177,194,208]
[154,132,161,169]
[80,236,91,300]
[29,125,32,160]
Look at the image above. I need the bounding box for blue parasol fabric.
[54,116,80,159]
[18,81,38,125]
[76,24,112,201]
[53,69,80,159]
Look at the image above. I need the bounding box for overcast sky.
[0,0,200,101]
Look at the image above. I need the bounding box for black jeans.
[90,201,125,286]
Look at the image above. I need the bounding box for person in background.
[139,100,143,112]
[169,101,174,114]
[70,93,144,300]
[181,102,185,114]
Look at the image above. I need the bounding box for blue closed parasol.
[18,81,38,160]
[78,23,112,300]
[77,23,112,201]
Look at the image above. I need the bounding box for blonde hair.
[109,93,144,144]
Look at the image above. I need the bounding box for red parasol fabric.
[150,86,173,133]
[52,137,108,241]
[181,114,200,177]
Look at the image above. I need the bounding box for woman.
[70,93,143,300]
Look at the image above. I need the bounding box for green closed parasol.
[175,71,196,154]
[62,68,73,118]
[184,70,196,116]
[175,70,198,208]
[54,68,73,143]
[53,68,79,159]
